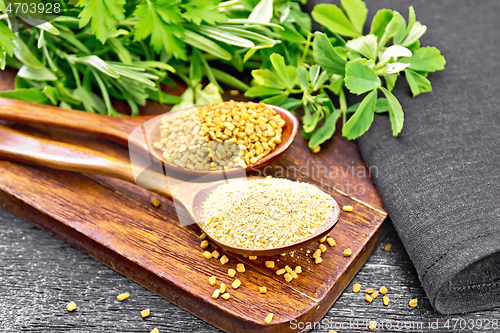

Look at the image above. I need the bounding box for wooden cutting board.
[0,71,387,332]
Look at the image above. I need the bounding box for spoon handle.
[0,98,150,145]
[0,124,173,200]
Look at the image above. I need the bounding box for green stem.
[299,32,313,66]
[217,0,240,8]
[91,68,114,116]
[339,88,347,126]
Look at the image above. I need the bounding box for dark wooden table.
[1,207,498,332]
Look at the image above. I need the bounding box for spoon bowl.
[0,124,340,256]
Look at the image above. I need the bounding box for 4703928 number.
[5,2,61,14]
[444,318,498,330]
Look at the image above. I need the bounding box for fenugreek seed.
[259,286,267,294]
[203,251,212,259]
[327,237,336,247]
[295,266,302,274]
[384,243,392,252]
[141,308,150,318]
[328,331,338,333]
[151,328,160,333]
[199,233,207,240]
[228,269,236,277]
[319,235,328,243]
[236,263,245,272]
[311,145,321,153]
[230,90,239,96]
[249,256,257,260]
[353,283,361,293]
[379,286,388,294]
[276,268,286,275]
[369,321,377,330]
[200,240,209,249]
[117,293,129,301]
[343,249,352,257]
[290,271,298,279]
[265,261,275,269]
[371,291,379,299]
[66,301,77,312]
[315,257,323,264]
[365,295,373,303]
[212,289,220,299]
[220,283,227,294]
[221,293,230,300]
[342,205,354,212]
[150,197,160,207]
[212,250,220,259]
[264,313,274,324]
[409,299,418,307]
[232,279,241,289]
[313,249,322,259]
[220,255,229,265]
[365,288,374,293]
[209,276,217,286]
[284,265,293,273]
[383,296,390,306]
[319,244,327,253]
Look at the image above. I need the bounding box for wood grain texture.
[0,118,387,332]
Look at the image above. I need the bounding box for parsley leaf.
[180,0,227,26]
[77,0,125,43]
[0,22,16,57]
[133,0,186,59]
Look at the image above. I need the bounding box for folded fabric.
[355,0,500,314]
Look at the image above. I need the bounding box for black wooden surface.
[1,207,498,333]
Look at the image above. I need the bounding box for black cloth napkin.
[309,0,500,314]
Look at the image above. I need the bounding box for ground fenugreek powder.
[202,177,334,249]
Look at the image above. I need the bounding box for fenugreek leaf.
[0,22,16,56]
[405,69,432,97]
[342,89,377,139]
[313,32,346,75]
[251,69,285,89]
[380,86,404,136]
[312,3,358,37]
[308,108,341,148]
[270,53,294,89]
[346,34,377,60]
[369,9,394,42]
[340,0,368,35]
[344,59,381,95]
[399,46,446,72]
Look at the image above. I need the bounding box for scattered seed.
[209,276,217,286]
[212,289,220,299]
[236,263,245,273]
[365,288,374,293]
[150,197,160,207]
[384,243,392,252]
[221,293,230,300]
[203,251,213,259]
[264,313,274,324]
[311,145,321,154]
[265,261,275,268]
[200,240,209,249]
[379,286,388,294]
[343,248,352,257]
[229,90,239,96]
[259,286,267,294]
[232,279,241,289]
[117,293,129,301]
[319,235,327,243]
[276,268,286,275]
[383,296,389,306]
[66,301,77,312]
[319,244,327,253]
[327,237,336,247]
[315,257,323,264]
[220,255,229,265]
[371,291,379,299]
[369,321,377,330]
[141,308,150,318]
[342,205,354,212]
[284,265,293,274]
[284,273,293,282]
[228,269,236,277]
[365,295,373,303]
[212,250,220,259]
[290,271,298,279]
[220,283,227,294]
[328,331,337,333]
[151,328,160,333]
[313,249,322,259]
[409,299,418,308]
[295,266,302,274]
[249,256,258,260]
[352,283,361,293]
[199,233,207,240]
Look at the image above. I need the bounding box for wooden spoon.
[0,98,299,177]
[0,124,340,256]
